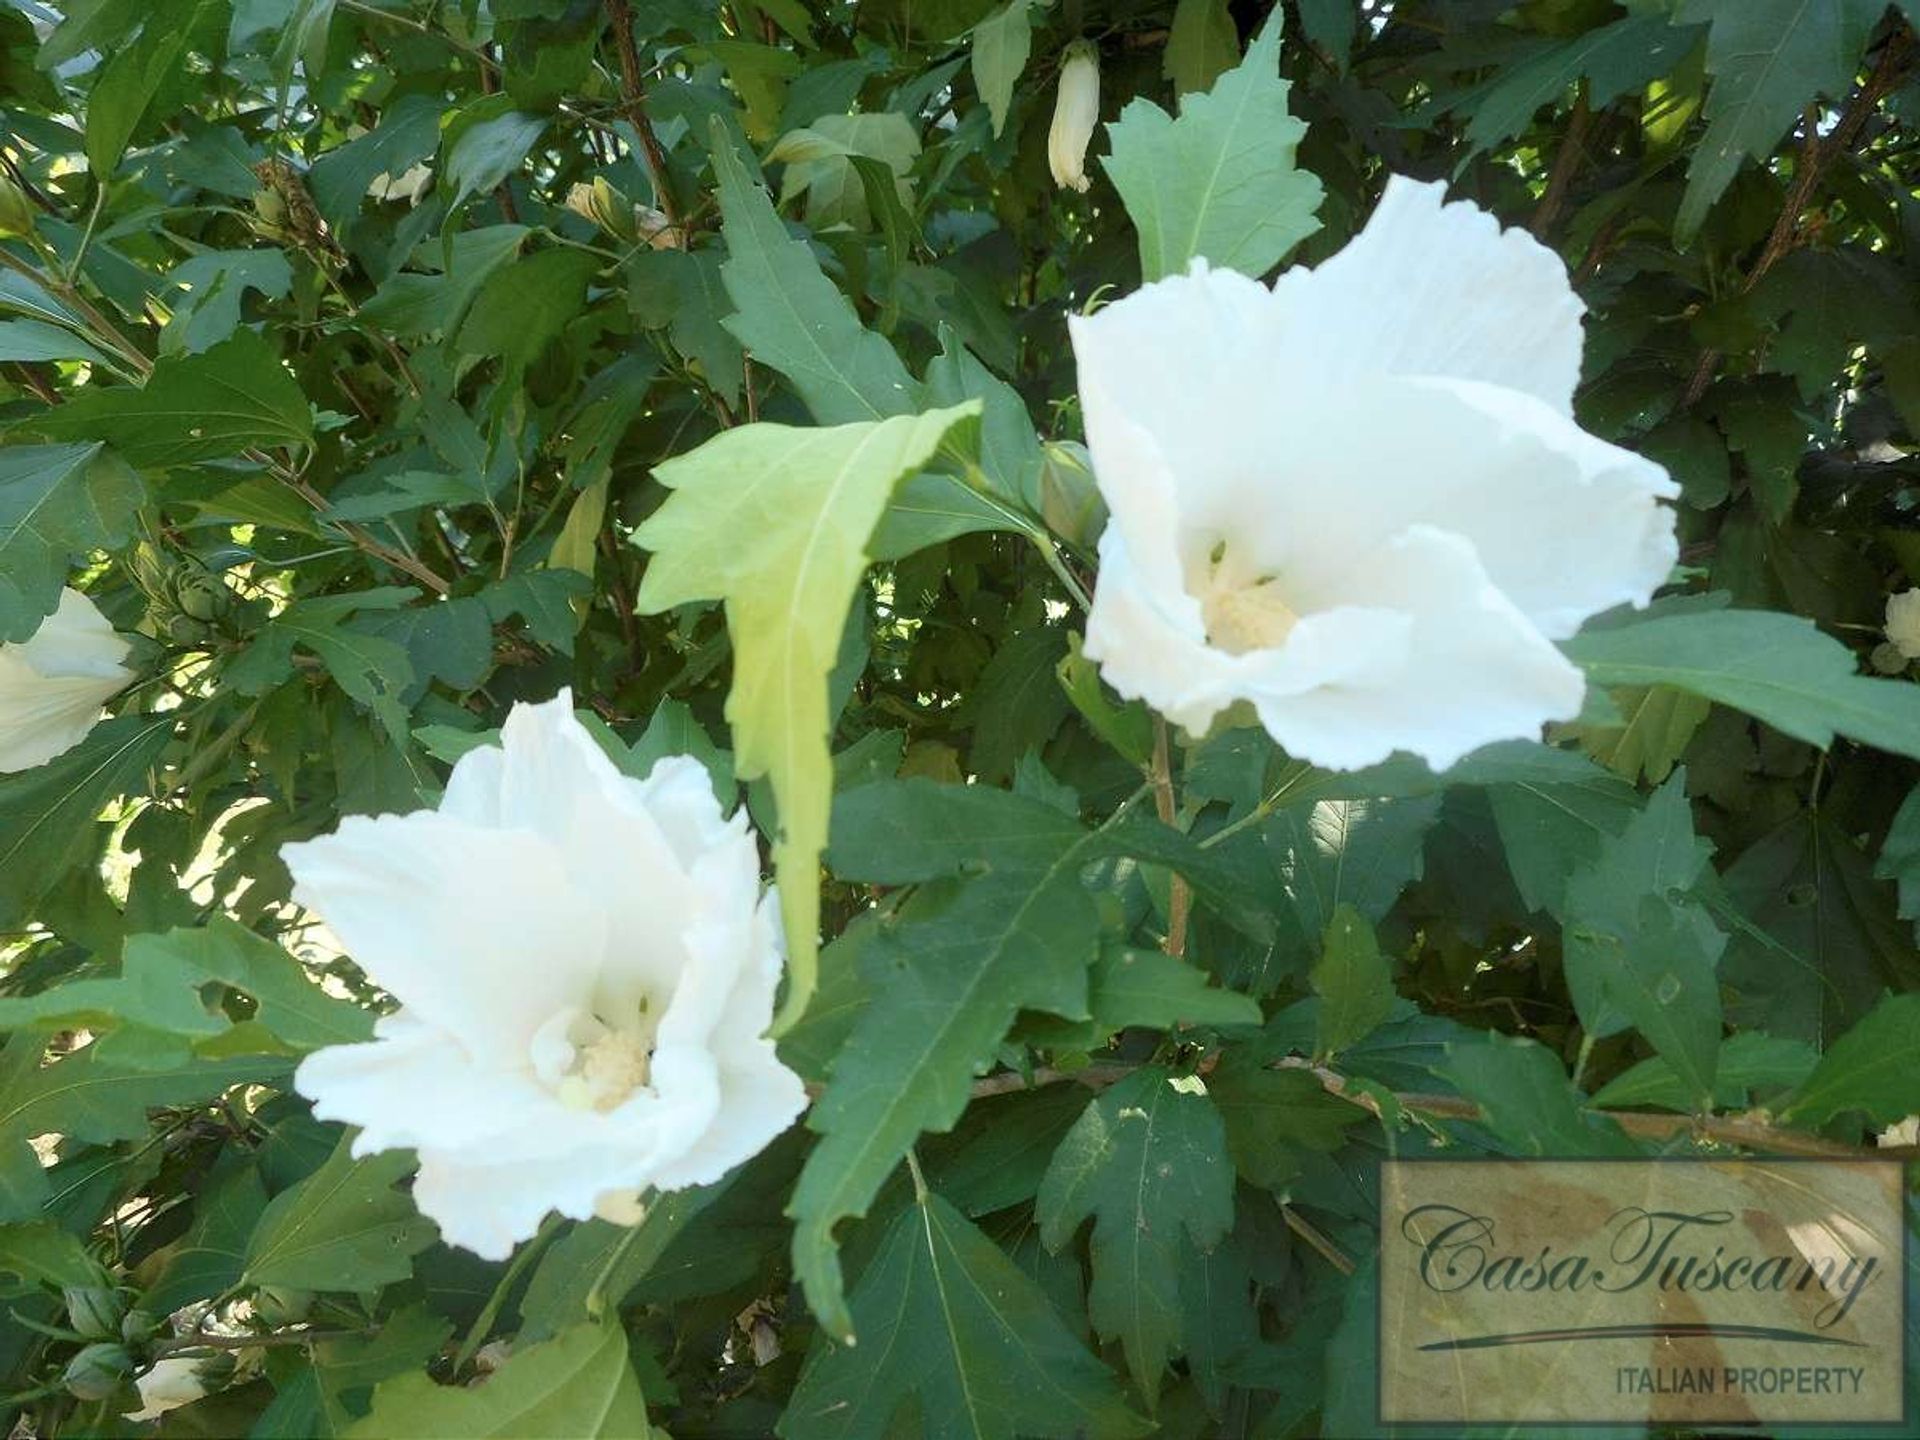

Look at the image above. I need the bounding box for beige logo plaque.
[1378,1158,1907,1428]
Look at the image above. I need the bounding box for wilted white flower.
[1886,590,1920,659]
[565,179,680,249]
[0,587,133,774]
[124,1356,209,1423]
[1877,1114,1920,1147]
[286,692,807,1258]
[1049,41,1099,193]
[1071,177,1679,771]
[367,161,432,205]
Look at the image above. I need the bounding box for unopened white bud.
[1049,42,1100,194]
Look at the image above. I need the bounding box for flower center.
[1194,539,1301,655]
[1203,576,1300,654]
[531,1005,656,1113]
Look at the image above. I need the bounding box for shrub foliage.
[2,0,1920,1434]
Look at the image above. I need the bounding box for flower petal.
[296,1014,552,1154]
[1273,174,1586,412]
[282,810,605,1056]
[0,589,132,773]
[1198,375,1676,641]
[443,693,727,1007]
[1253,526,1586,771]
[1069,264,1287,540]
[647,893,807,1190]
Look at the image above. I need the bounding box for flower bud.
[119,1308,159,1345]
[62,1286,122,1341]
[1038,440,1106,550]
[0,173,34,240]
[63,1342,134,1402]
[254,1286,312,1326]
[1049,42,1100,193]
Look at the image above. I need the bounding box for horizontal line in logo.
[1419,1322,1867,1353]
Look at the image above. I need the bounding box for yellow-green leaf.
[633,404,979,1032]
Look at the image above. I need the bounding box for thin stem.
[1683,26,1913,407]
[1150,717,1190,958]
[602,0,684,236]
[1274,1057,1871,1159]
[334,0,499,74]
[64,185,107,285]
[1282,1204,1355,1276]
[1197,764,1313,850]
[1569,1031,1597,1093]
[453,1215,560,1373]
[152,1328,375,1356]
[585,1202,652,1322]
[1031,533,1092,611]
[903,1147,930,1203]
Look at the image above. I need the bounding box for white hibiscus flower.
[124,1357,211,1423]
[1885,589,1920,660]
[1071,176,1679,771]
[0,587,133,774]
[286,692,808,1259]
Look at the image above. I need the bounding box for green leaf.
[0,714,174,928]
[1780,993,1920,1128]
[782,1191,1146,1440]
[633,404,978,1035]
[307,93,443,230]
[144,1164,267,1315]
[1102,9,1322,280]
[255,1305,451,1439]
[454,248,598,384]
[158,249,294,356]
[1441,1034,1636,1156]
[1165,0,1239,97]
[1208,1054,1364,1191]
[0,1221,109,1289]
[0,1044,285,1220]
[442,102,545,214]
[1088,946,1261,1033]
[0,442,144,641]
[361,226,529,339]
[1721,812,1916,1045]
[710,118,920,424]
[226,588,418,739]
[243,1141,437,1292]
[1874,784,1920,942]
[1560,773,1725,1107]
[771,113,920,231]
[1035,1067,1235,1400]
[966,624,1070,782]
[1310,905,1396,1060]
[84,6,201,175]
[1673,0,1882,244]
[1591,1031,1816,1113]
[971,0,1034,136]
[0,318,111,366]
[1577,684,1712,785]
[0,918,370,1053]
[794,780,1239,1342]
[1462,14,1702,156]
[347,1322,653,1438]
[1057,633,1153,767]
[1563,607,1920,762]
[518,1185,720,1339]
[29,330,313,468]
[794,784,1111,1342]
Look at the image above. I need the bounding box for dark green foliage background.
[3,0,1920,1435]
